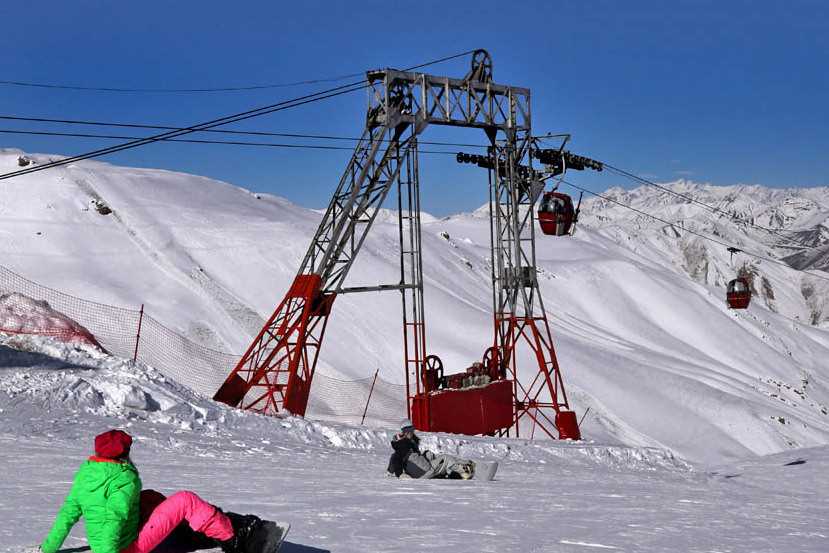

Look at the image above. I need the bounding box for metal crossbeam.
[367,69,530,132]
[338,283,419,294]
[302,62,532,295]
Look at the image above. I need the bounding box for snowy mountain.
[578,180,829,325]
[2,148,829,467]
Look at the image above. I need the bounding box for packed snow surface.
[1,335,826,552]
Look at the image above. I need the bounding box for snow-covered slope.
[2,149,829,464]
[578,180,829,324]
[1,335,826,553]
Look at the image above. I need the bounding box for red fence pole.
[133,304,144,362]
[361,368,380,425]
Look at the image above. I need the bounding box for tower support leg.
[213,274,334,416]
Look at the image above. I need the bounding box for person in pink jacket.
[40,429,261,553]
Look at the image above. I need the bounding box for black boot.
[218,511,262,553]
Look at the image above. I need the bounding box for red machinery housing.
[411,352,513,435]
[410,347,581,439]
[413,380,514,436]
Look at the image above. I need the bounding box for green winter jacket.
[41,457,142,553]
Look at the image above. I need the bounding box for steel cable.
[559,177,829,284]
[0,123,486,150]
[599,162,808,250]
[0,49,477,181]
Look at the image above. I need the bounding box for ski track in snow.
[70,168,264,344]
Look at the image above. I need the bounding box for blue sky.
[1,0,826,215]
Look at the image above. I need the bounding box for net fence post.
[361,368,380,425]
[133,304,144,363]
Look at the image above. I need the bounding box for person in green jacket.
[40,429,262,553]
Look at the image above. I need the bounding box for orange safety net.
[0,264,406,427]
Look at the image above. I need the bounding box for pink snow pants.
[121,491,234,553]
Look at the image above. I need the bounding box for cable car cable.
[6,127,827,282]
[0,82,367,181]
[0,49,478,182]
[599,162,808,250]
[0,115,488,149]
[558,177,829,285]
[0,72,369,94]
[0,128,462,155]
[2,110,812,251]
[0,48,480,94]
[603,163,807,251]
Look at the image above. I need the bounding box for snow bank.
[0,334,222,430]
[0,334,690,472]
[0,292,100,347]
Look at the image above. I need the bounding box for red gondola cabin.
[726,278,751,309]
[538,192,575,236]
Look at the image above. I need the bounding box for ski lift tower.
[214,50,580,440]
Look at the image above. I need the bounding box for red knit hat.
[94,429,132,459]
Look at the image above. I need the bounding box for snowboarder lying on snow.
[387,419,475,479]
[38,429,264,553]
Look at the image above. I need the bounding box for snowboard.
[477,461,499,481]
[245,520,291,553]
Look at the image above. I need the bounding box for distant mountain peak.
[580,181,829,324]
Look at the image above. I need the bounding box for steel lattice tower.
[214,50,580,440]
